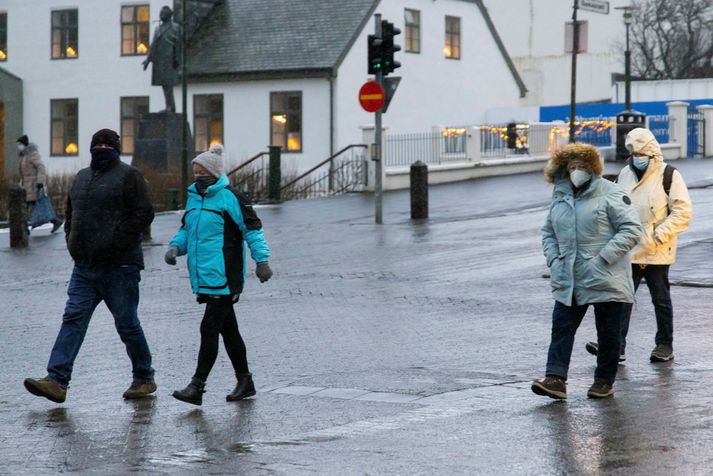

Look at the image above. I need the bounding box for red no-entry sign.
[359,81,385,112]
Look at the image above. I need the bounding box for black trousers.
[193,296,249,382]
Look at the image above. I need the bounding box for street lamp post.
[616,6,634,110]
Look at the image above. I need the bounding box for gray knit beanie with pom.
[192,144,225,178]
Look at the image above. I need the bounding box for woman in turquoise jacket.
[531,144,641,400]
[164,144,272,405]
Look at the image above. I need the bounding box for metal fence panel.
[384,130,467,166]
[687,109,705,158]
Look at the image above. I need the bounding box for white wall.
[335,0,525,147]
[3,0,526,177]
[188,79,331,176]
[613,78,713,103]
[484,0,632,106]
[3,0,171,175]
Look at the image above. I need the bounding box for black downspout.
[328,73,335,191]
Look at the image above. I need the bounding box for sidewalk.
[2,160,713,474]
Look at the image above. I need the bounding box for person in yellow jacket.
[586,128,692,362]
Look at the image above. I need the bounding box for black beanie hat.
[17,135,29,146]
[90,128,121,153]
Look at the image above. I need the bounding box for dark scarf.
[90,148,120,171]
[195,176,218,195]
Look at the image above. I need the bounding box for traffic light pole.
[374,14,383,225]
[569,0,579,144]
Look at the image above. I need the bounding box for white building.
[483,0,633,107]
[0,0,526,178]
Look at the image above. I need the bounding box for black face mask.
[195,175,217,194]
[90,148,120,171]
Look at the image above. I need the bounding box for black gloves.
[256,262,273,283]
[164,246,178,265]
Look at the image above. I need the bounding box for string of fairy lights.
[472,119,616,145]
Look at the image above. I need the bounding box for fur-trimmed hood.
[625,128,663,162]
[544,143,603,184]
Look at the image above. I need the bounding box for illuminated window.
[194,94,223,153]
[405,9,420,54]
[120,96,149,155]
[444,16,460,60]
[121,5,150,56]
[51,9,78,59]
[270,92,302,153]
[0,13,7,61]
[51,99,79,156]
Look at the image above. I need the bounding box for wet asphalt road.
[2,159,713,474]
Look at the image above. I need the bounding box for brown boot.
[123,379,157,399]
[24,377,67,403]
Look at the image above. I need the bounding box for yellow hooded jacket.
[619,128,692,265]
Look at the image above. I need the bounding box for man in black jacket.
[24,129,157,403]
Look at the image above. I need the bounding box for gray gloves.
[256,262,273,283]
[164,246,178,265]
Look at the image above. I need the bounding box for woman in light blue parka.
[164,144,273,406]
[531,144,642,400]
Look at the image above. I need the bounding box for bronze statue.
[142,6,180,113]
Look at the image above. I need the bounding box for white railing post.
[696,105,713,157]
[667,101,689,159]
[466,126,481,161]
[432,125,444,164]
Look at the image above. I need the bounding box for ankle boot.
[226,373,256,401]
[172,377,205,406]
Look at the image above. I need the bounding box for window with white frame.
[121,5,150,56]
[120,96,149,155]
[194,94,224,153]
[270,92,302,152]
[405,9,420,53]
[444,16,461,60]
[0,13,7,61]
[51,9,78,59]
[51,99,79,156]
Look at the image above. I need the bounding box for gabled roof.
[186,0,526,97]
[186,0,378,81]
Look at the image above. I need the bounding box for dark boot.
[226,373,256,402]
[172,377,205,406]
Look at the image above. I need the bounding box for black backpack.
[662,164,675,196]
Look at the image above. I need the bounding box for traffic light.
[368,34,384,75]
[381,20,401,75]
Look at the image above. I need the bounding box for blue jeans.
[619,264,672,353]
[47,265,154,387]
[546,299,623,385]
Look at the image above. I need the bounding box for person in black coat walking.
[24,129,157,403]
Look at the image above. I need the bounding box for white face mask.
[569,169,591,188]
[17,144,25,152]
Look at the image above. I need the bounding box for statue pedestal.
[132,112,193,173]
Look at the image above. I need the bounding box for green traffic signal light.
[368,34,385,75]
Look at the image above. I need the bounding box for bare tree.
[630,0,713,79]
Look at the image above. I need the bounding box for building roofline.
[473,0,528,98]
[187,68,334,83]
[0,66,22,82]
[332,0,380,75]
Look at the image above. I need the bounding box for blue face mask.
[632,156,650,170]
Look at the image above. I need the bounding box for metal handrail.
[227,151,269,177]
[280,144,367,191]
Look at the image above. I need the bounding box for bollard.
[268,145,282,202]
[410,161,428,220]
[9,185,28,248]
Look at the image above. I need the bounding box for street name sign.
[580,0,609,14]
[359,81,385,113]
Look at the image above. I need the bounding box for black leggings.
[193,297,249,381]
